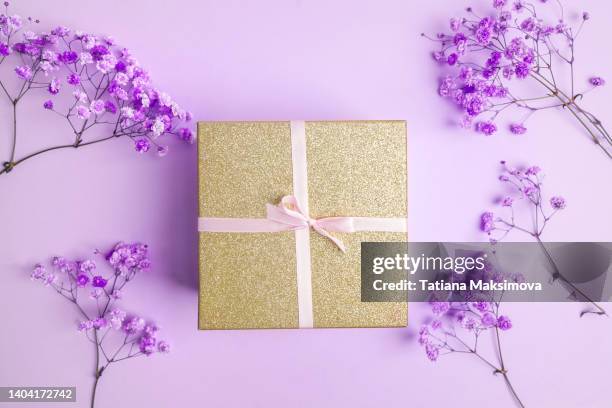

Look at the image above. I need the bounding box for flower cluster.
[426,0,611,157]
[419,301,512,362]
[32,242,151,301]
[30,241,169,398]
[1,2,193,175]
[479,161,565,241]
[106,241,150,278]
[78,311,170,356]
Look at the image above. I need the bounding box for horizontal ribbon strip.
[198,213,408,238]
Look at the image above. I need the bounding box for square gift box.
[198,121,407,329]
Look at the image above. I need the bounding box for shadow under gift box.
[198,121,408,329]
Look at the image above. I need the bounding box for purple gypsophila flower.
[514,62,530,79]
[550,196,566,210]
[47,77,61,95]
[480,212,495,232]
[89,44,109,61]
[476,121,497,135]
[123,316,145,334]
[0,42,10,56]
[58,50,78,64]
[104,100,117,114]
[425,344,439,361]
[31,263,46,280]
[450,18,461,31]
[92,317,108,329]
[481,312,497,327]
[472,301,489,312]
[92,275,108,288]
[90,100,105,115]
[430,301,450,316]
[509,123,527,134]
[139,335,156,356]
[78,320,94,331]
[106,242,151,277]
[109,309,126,330]
[134,138,150,153]
[157,340,170,353]
[177,127,194,143]
[43,100,54,110]
[14,65,32,80]
[76,105,91,119]
[461,316,477,330]
[497,315,512,330]
[76,273,89,287]
[589,77,605,87]
[79,260,96,274]
[67,73,80,85]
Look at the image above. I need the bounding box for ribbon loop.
[267,195,348,252]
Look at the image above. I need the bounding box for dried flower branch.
[480,161,607,317]
[0,2,193,176]
[30,242,170,408]
[419,299,523,407]
[424,0,612,159]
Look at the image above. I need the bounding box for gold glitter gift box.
[198,121,407,329]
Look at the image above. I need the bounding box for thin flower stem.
[535,238,607,316]
[528,72,612,158]
[502,371,526,408]
[9,101,17,163]
[1,133,122,175]
[453,334,499,371]
[494,326,505,371]
[101,275,119,316]
[0,79,11,100]
[110,352,143,363]
[91,330,101,408]
[454,328,525,407]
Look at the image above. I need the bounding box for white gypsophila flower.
[151,117,165,138]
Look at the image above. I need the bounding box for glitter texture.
[199,232,298,329]
[199,122,293,218]
[198,121,407,329]
[307,121,407,327]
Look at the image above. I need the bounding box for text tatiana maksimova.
[372,279,543,291]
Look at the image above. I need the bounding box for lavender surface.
[1,0,610,407]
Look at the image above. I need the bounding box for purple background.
[1,0,611,407]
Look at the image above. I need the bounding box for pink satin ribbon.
[267,195,350,252]
[199,194,406,253]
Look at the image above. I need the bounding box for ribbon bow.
[266,195,353,252]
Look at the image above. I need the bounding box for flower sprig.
[0,2,193,176]
[424,0,612,159]
[31,242,169,408]
[419,300,522,407]
[480,161,607,316]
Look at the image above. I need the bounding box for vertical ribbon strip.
[198,121,407,328]
[290,121,313,328]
